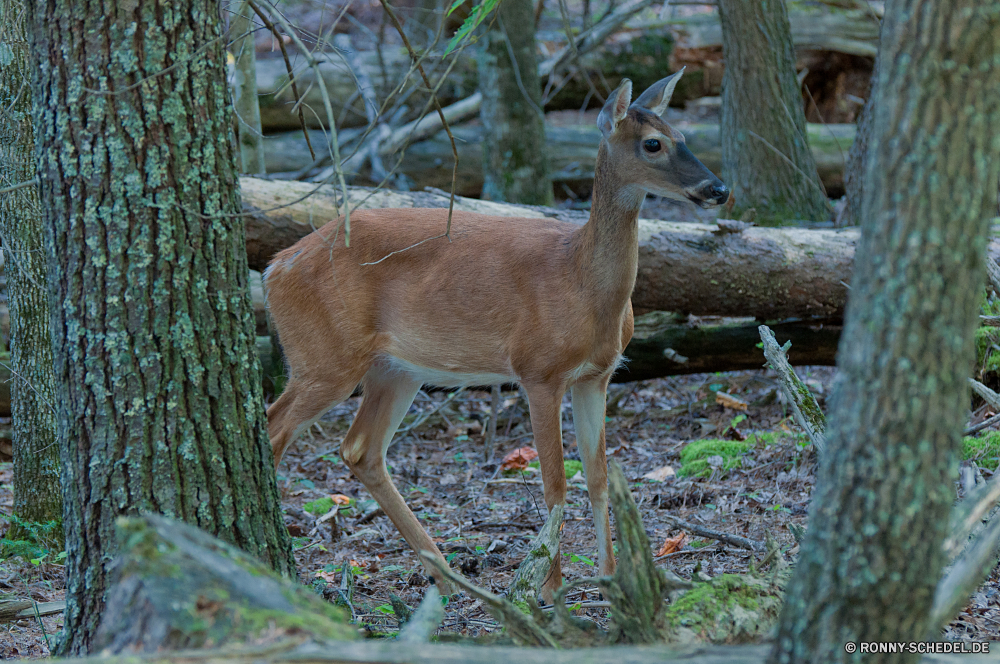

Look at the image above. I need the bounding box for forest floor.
[1,366,999,657]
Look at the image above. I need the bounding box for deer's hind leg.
[267,366,368,466]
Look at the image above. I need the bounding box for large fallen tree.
[240,178,857,321]
[254,2,878,132]
[262,122,855,197]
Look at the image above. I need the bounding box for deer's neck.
[570,141,644,311]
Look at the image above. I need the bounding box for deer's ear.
[631,67,685,117]
[597,79,633,137]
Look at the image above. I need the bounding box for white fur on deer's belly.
[384,355,515,388]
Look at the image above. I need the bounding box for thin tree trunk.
[477,0,553,205]
[718,0,830,224]
[230,1,266,174]
[0,0,61,531]
[26,0,296,654]
[770,1,1000,660]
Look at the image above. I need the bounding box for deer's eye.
[643,139,661,153]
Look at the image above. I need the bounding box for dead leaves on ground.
[500,447,538,471]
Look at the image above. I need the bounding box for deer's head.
[597,70,729,209]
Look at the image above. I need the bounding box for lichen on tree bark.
[25,0,295,654]
[770,1,1000,661]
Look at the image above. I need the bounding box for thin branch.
[0,176,37,195]
[747,130,829,199]
[246,0,316,160]
[377,0,458,236]
[252,0,352,243]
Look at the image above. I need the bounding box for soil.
[2,366,998,656]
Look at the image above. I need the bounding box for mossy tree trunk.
[770,1,1000,661]
[0,0,62,533]
[26,0,296,654]
[718,0,830,224]
[477,0,553,205]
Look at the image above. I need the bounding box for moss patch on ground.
[663,573,786,644]
[964,431,1000,471]
[527,459,584,480]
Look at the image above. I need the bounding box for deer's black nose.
[709,183,729,204]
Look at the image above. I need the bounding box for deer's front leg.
[571,376,615,577]
[523,383,568,601]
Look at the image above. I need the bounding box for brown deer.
[264,70,728,596]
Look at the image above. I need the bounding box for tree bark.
[26,0,296,654]
[718,0,831,224]
[477,0,553,205]
[770,1,1000,660]
[0,0,61,530]
[229,1,266,174]
[842,20,880,226]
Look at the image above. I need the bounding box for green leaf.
[443,0,501,55]
[569,553,595,566]
[375,603,394,615]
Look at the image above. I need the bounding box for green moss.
[678,439,755,478]
[663,573,784,643]
[963,431,1000,471]
[975,326,1000,374]
[527,459,584,479]
[303,497,335,515]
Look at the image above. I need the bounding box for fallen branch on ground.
[758,326,826,453]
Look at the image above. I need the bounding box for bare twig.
[376,0,458,235]
[0,176,37,195]
[930,501,1000,637]
[965,412,1000,436]
[969,378,1000,411]
[246,0,316,160]
[252,0,352,242]
[660,513,765,553]
[943,472,1000,561]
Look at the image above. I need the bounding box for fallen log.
[93,515,357,653]
[616,314,840,382]
[254,4,878,132]
[240,178,856,321]
[263,122,854,197]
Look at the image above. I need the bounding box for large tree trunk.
[477,0,553,204]
[0,0,61,530]
[770,0,1000,660]
[718,0,830,224]
[27,0,296,654]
